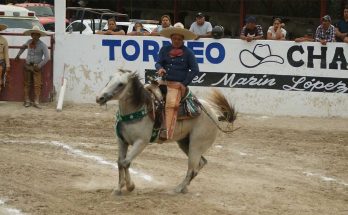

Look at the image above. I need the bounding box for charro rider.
[155,23,199,140]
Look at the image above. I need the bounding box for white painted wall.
[53,34,348,117]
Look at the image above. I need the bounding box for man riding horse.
[155,23,198,140]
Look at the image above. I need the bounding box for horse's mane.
[129,74,152,108]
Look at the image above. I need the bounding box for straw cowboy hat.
[0,24,8,31]
[239,44,284,68]
[23,26,48,36]
[160,22,197,40]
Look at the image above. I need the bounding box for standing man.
[240,16,264,42]
[315,15,335,45]
[335,5,348,42]
[189,12,212,39]
[15,26,49,108]
[0,24,10,94]
[156,23,198,140]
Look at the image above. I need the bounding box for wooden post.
[174,0,179,24]
[116,0,123,13]
[320,0,327,18]
[239,0,245,31]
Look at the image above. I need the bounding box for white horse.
[96,69,236,194]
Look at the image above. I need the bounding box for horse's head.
[96,69,135,105]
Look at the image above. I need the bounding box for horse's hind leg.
[175,133,214,193]
[175,151,201,194]
[113,140,128,196]
[177,136,207,171]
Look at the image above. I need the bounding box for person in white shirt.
[267,17,287,40]
[189,12,212,39]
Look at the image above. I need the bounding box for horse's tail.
[207,89,237,125]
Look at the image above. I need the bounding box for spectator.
[127,22,150,36]
[335,5,348,42]
[189,12,212,39]
[240,16,264,42]
[294,28,314,42]
[0,24,10,94]
[96,18,125,35]
[151,15,172,36]
[15,26,49,109]
[315,15,335,45]
[267,17,286,40]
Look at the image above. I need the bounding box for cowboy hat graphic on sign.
[239,44,284,68]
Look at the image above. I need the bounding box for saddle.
[145,82,202,127]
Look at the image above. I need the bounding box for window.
[26,6,54,17]
[0,18,44,30]
[88,22,107,31]
[70,22,86,31]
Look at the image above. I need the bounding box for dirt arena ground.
[0,101,347,215]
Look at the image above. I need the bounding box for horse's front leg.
[113,139,128,196]
[120,139,148,192]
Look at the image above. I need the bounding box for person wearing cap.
[15,26,49,108]
[151,15,172,36]
[294,28,314,42]
[240,16,264,42]
[0,24,10,94]
[315,15,336,45]
[155,23,199,140]
[267,17,287,40]
[189,12,212,39]
[335,5,348,42]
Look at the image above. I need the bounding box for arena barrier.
[53,34,348,117]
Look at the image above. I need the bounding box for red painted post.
[320,0,328,18]
[174,0,179,24]
[239,0,245,31]
[116,0,123,13]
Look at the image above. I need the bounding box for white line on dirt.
[1,139,156,183]
[50,141,156,183]
[303,172,348,186]
[0,199,24,215]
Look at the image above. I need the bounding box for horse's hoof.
[126,182,135,192]
[111,189,122,196]
[175,186,188,194]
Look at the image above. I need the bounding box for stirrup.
[158,129,168,141]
